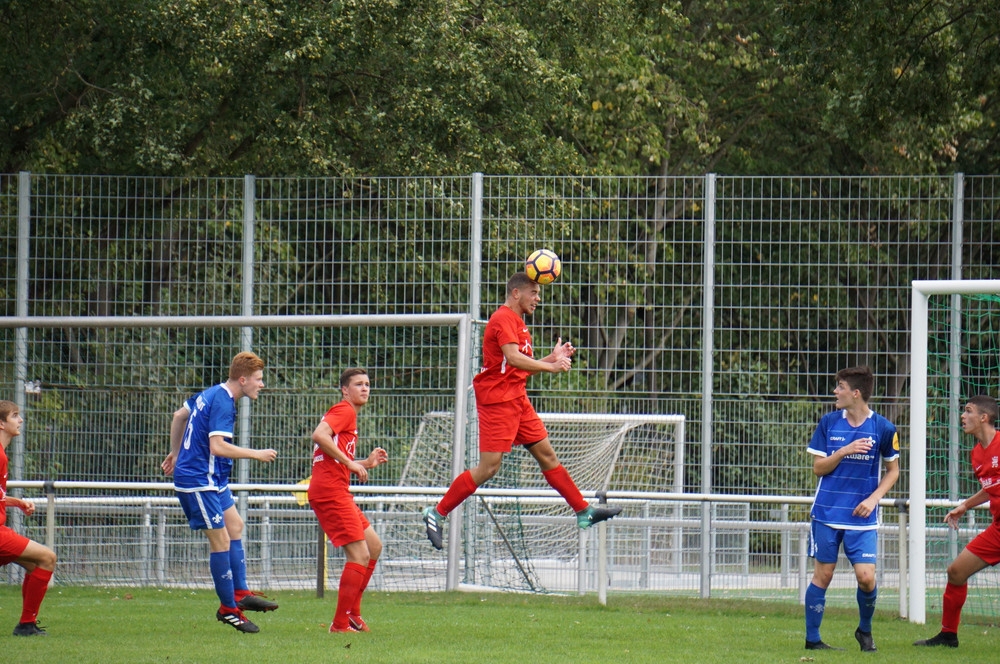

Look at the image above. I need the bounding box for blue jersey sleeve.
[808,413,832,456]
[877,416,900,462]
[206,389,235,441]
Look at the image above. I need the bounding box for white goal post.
[909,279,1000,624]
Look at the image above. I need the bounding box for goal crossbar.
[909,279,1000,624]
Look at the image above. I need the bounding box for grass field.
[1,586,998,663]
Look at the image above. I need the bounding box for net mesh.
[399,410,685,592]
[926,293,1000,620]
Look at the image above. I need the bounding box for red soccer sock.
[941,581,968,633]
[351,559,377,617]
[543,464,588,513]
[20,567,53,624]
[436,470,479,517]
[333,562,368,630]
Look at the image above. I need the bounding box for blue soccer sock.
[857,586,878,632]
[210,550,236,609]
[229,539,249,593]
[805,583,827,643]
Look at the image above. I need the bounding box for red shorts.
[0,525,31,565]
[477,395,548,453]
[966,521,1000,566]
[310,493,371,548]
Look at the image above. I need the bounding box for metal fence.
[2,172,999,614]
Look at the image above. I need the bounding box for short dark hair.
[0,400,17,421]
[506,272,537,296]
[340,368,369,388]
[835,365,874,402]
[968,394,998,425]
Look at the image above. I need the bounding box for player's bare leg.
[423,453,505,549]
[525,439,622,528]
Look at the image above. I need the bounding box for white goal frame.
[909,279,1000,624]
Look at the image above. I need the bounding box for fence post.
[237,174,256,517]
[898,501,908,619]
[700,174,717,599]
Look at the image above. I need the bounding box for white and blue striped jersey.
[173,383,236,493]
[808,409,899,530]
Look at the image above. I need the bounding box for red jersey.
[473,305,534,405]
[0,444,8,527]
[971,431,1000,522]
[308,400,358,503]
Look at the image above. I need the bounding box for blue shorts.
[809,520,878,565]
[176,486,235,531]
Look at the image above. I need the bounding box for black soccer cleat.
[577,505,623,529]
[855,628,877,652]
[914,630,959,647]
[423,506,445,550]
[216,609,260,633]
[12,621,47,637]
[805,640,844,650]
[237,592,279,612]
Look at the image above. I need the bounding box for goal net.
[398,410,685,593]
[911,280,1000,624]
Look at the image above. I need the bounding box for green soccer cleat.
[576,505,622,529]
[423,506,445,550]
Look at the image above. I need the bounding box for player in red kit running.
[0,400,57,636]
[422,272,620,550]
[915,394,1000,649]
[309,369,388,633]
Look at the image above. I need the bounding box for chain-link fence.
[2,172,998,615]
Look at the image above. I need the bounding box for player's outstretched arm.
[944,488,990,529]
[208,435,277,463]
[501,342,571,374]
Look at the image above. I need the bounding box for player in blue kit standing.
[161,351,279,633]
[804,365,900,652]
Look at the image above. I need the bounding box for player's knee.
[946,563,969,585]
[37,545,57,570]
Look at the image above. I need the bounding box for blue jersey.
[808,409,899,530]
[173,383,237,492]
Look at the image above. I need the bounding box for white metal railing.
[9,481,981,613]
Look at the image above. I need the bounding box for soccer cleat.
[914,631,959,647]
[12,621,47,637]
[576,505,622,529]
[216,609,260,633]
[423,505,445,550]
[330,622,360,633]
[236,591,279,612]
[805,640,844,650]
[855,628,877,652]
[348,613,370,632]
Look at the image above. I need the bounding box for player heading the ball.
[422,272,620,551]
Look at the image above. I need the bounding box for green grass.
[1,586,998,663]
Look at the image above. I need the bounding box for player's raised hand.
[552,336,576,359]
[17,498,35,516]
[366,447,389,469]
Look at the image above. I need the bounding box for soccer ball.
[525,249,561,285]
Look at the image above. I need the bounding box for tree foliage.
[3,1,998,176]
